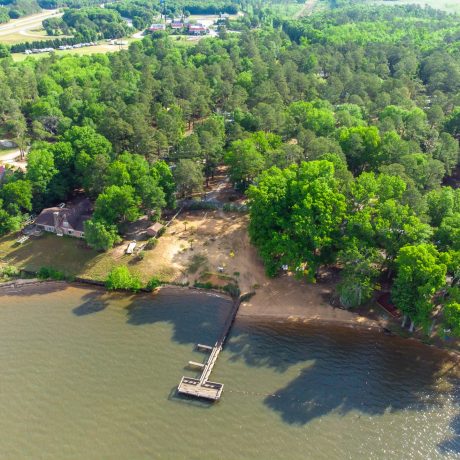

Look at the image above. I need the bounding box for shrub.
[223,283,240,297]
[0,265,19,279]
[105,266,142,292]
[37,266,69,281]
[145,237,157,250]
[146,276,162,291]
[194,281,214,289]
[137,250,145,261]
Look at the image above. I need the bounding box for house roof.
[147,222,164,234]
[35,198,93,232]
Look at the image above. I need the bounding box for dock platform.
[177,295,242,401]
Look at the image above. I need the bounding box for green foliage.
[173,159,204,198]
[443,287,460,336]
[392,244,447,330]
[105,266,142,292]
[248,160,346,279]
[337,243,381,308]
[0,264,19,279]
[84,219,121,251]
[37,266,70,281]
[146,276,162,291]
[94,185,140,227]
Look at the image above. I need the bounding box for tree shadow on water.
[226,319,460,431]
[438,376,460,455]
[125,288,232,346]
[72,290,111,316]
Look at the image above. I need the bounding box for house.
[146,222,164,237]
[35,198,93,238]
[149,23,166,32]
[187,24,208,35]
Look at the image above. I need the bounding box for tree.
[433,132,459,176]
[84,219,120,251]
[105,266,141,292]
[152,160,176,209]
[339,126,381,173]
[444,288,460,336]
[26,147,57,206]
[248,161,346,279]
[1,180,32,214]
[436,213,460,251]
[93,185,140,227]
[225,139,265,190]
[173,159,204,198]
[337,243,381,308]
[392,244,446,332]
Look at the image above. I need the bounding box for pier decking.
[177,296,242,401]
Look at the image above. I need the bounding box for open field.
[360,0,460,12]
[11,42,133,62]
[0,9,62,45]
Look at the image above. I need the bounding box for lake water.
[0,283,459,459]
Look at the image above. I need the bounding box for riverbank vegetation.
[0,1,459,337]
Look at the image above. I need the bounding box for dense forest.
[0,2,460,332]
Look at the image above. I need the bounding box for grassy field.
[0,230,178,283]
[359,0,460,12]
[11,41,136,62]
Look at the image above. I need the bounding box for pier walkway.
[177,295,243,401]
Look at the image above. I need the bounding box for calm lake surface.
[0,283,459,459]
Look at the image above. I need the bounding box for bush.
[0,265,19,278]
[194,281,214,289]
[37,266,69,281]
[223,283,240,297]
[145,237,157,250]
[146,276,162,291]
[105,266,142,292]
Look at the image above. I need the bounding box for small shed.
[146,222,164,237]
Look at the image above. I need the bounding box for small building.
[149,23,166,32]
[170,21,184,29]
[35,198,93,238]
[146,222,164,237]
[187,24,208,35]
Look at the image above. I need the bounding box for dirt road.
[294,0,317,19]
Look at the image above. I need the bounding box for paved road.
[0,9,61,38]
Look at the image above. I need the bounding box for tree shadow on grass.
[225,318,460,431]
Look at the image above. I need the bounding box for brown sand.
[148,210,385,329]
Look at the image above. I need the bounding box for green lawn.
[0,231,178,283]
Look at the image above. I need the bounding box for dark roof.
[146,222,164,235]
[34,207,62,227]
[35,198,93,232]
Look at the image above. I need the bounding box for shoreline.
[1,278,459,360]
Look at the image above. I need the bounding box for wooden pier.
[177,296,242,401]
